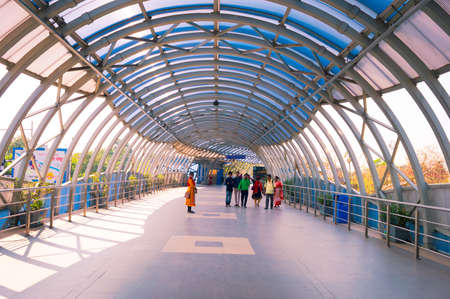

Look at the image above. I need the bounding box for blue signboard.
[226,155,246,160]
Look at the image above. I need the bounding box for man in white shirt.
[264,174,275,209]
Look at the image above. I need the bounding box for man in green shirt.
[238,173,251,208]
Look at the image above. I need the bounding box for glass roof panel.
[355,0,393,14]
[3,0,438,156]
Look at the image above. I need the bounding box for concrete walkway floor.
[0,186,449,299]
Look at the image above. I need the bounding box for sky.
[0,63,448,169]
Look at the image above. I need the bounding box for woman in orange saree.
[186,172,196,213]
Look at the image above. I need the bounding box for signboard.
[12,147,68,183]
[225,155,246,160]
[0,177,14,205]
[253,166,267,180]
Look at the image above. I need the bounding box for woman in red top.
[251,176,263,208]
[185,172,196,213]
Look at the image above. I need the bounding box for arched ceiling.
[0,0,448,167]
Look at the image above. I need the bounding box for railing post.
[386,203,391,248]
[291,186,294,206]
[25,190,32,235]
[138,179,142,199]
[314,188,317,216]
[122,180,126,204]
[415,208,420,260]
[105,177,110,210]
[347,197,352,231]
[50,188,56,228]
[306,188,309,214]
[333,194,337,224]
[364,199,369,238]
[68,185,74,222]
[95,184,100,213]
[298,187,302,210]
[114,179,118,207]
[292,186,295,207]
[83,183,88,217]
[292,186,294,206]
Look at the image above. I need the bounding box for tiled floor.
[0,186,449,299]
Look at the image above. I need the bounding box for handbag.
[185,191,190,199]
[194,187,198,194]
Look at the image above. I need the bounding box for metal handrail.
[0,173,187,235]
[283,184,450,212]
[282,184,450,260]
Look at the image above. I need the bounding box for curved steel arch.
[159,102,272,130]
[0,1,448,246]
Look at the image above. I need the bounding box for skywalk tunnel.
[0,0,449,298]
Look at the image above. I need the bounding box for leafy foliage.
[2,136,25,176]
[380,203,410,228]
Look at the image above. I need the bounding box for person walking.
[251,176,263,207]
[274,176,283,208]
[224,171,234,207]
[232,171,242,207]
[264,174,275,209]
[185,172,196,213]
[238,173,251,208]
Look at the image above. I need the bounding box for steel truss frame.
[0,0,448,246]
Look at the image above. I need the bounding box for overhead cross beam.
[250,0,432,145]
[14,0,187,146]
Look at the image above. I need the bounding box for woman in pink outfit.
[274,176,283,208]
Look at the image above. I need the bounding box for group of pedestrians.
[184,170,284,214]
[225,172,283,209]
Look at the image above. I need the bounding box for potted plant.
[98,176,109,207]
[128,175,138,200]
[380,203,410,242]
[143,174,151,193]
[317,193,334,217]
[29,190,44,227]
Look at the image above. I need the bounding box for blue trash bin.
[335,194,348,223]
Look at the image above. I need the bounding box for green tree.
[2,136,25,176]
[70,148,113,178]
